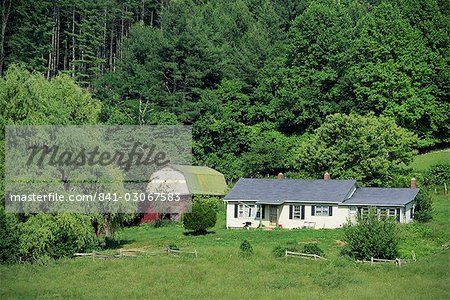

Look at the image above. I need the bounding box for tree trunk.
[103,214,114,238]
[102,8,107,73]
[55,6,60,73]
[71,8,76,76]
[150,10,153,27]
[47,5,57,78]
[119,6,125,62]
[160,0,163,31]
[0,0,12,75]
[109,19,114,71]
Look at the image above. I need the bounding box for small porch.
[227,202,282,229]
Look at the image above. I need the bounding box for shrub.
[272,240,300,257]
[342,208,399,260]
[154,218,172,228]
[193,195,223,213]
[19,214,99,262]
[272,245,285,258]
[414,189,433,222]
[0,209,21,263]
[183,199,217,234]
[167,244,179,251]
[302,243,324,257]
[425,163,450,186]
[240,240,253,257]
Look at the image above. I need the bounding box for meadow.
[1,151,449,300]
[0,191,448,300]
[409,148,450,171]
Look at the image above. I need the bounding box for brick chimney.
[411,177,416,189]
[277,172,284,180]
[324,172,330,181]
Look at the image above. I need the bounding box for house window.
[358,207,367,217]
[360,207,400,220]
[293,205,302,219]
[377,208,396,218]
[239,204,256,218]
[388,208,396,217]
[378,208,387,216]
[256,206,261,219]
[315,206,330,216]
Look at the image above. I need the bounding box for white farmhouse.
[224,173,418,229]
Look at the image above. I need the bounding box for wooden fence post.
[371,257,374,266]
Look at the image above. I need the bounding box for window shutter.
[396,208,400,222]
[301,205,305,220]
[289,205,293,219]
[261,205,265,219]
[311,205,315,216]
[329,206,333,216]
[234,204,238,218]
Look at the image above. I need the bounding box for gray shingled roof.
[342,188,419,206]
[224,178,356,204]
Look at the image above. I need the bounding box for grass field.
[1,152,449,299]
[409,148,450,171]
[1,192,448,299]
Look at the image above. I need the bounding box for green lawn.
[409,148,450,171]
[1,193,449,299]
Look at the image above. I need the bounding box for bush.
[414,189,433,222]
[342,208,399,260]
[302,243,324,257]
[183,199,217,234]
[240,240,253,257]
[425,163,450,186]
[167,244,179,251]
[0,209,21,263]
[19,214,99,262]
[272,245,286,258]
[272,240,300,257]
[154,218,172,228]
[193,195,223,213]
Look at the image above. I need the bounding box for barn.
[141,165,227,223]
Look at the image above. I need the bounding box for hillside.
[410,148,450,171]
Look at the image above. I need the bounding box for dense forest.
[1,0,449,181]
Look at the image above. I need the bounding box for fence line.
[74,248,198,259]
[356,251,416,268]
[166,248,198,257]
[284,250,327,260]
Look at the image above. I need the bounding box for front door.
[269,206,277,225]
